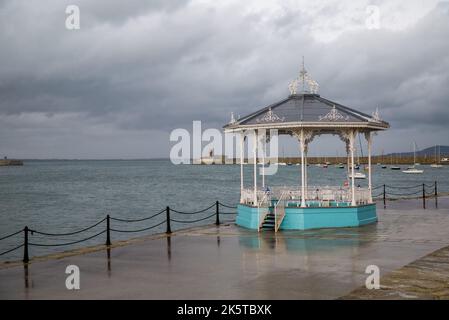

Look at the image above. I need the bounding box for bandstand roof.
[224,63,389,134]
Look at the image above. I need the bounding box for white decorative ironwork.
[338,130,355,149]
[288,58,319,95]
[319,105,349,121]
[371,107,382,122]
[291,129,315,145]
[256,107,284,123]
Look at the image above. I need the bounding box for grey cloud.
[0,1,448,158]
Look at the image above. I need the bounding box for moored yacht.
[402,142,423,174]
[348,172,366,179]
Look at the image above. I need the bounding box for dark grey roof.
[224,93,389,130]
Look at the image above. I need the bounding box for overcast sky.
[0,0,448,159]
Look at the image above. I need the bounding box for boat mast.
[357,133,364,165]
[438,145,441,165]
[413,142,416,165]
[435,145,437,164]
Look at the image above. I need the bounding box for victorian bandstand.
[223,64,389,231]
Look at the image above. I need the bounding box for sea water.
[1,160,448,261]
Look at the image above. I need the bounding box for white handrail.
[257,191,270,232]
[274,191,287,232]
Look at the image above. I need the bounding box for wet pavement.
[342,245,449,299]
[1,197,449,299]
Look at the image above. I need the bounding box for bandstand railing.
[241,189,270,206]
[240,186,371,207]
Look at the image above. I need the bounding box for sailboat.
[348,171,366,179]
[334,151,340,168]
[276,146,287,166]
[380,149,387,168]
[430,145,443,168]
[350,145,360,170]
[390,154,401,170]
[323,157,328,168]
[403,167,423,174]
[348,136,366,179]
[402,143,423,174]
[273,161,286,166]
[355,134,364,171]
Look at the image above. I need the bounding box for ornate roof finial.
[371,107,382,122]
[300,56,306,93]
[288,57,319,95]
[229,112,236,124]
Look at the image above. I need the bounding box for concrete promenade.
[343,244,449,299]
[1,197,449,299]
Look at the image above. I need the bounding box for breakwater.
[0,159,23,166]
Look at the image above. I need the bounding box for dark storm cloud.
[0,0,448,158]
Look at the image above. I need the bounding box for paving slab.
[1,197,449,299]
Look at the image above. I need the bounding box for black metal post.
[435,181,438,209]
[422,183,426,209]
[166,206,172,234]
[215,201,220,226]
[383,184,386,209]
[106,215,111,246]
[23,226,29,263]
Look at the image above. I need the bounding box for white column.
[262,136,265,189]
[367,132,373,203]
[350,130,356,206]
[240,132,244,202]
[304,147,308,199]
[253,131,258,206]
[346,145,350,175]
[300,129,306,208]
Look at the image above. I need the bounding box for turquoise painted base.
[236,203,377,230]
[235,205,269,229]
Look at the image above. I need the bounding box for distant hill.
[385,145,449,157]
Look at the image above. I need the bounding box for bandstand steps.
[261,213,275,230]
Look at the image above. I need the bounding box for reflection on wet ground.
[1,197,449,299]
[342,244,449,299]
